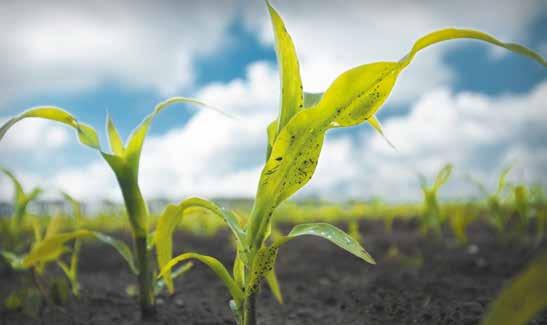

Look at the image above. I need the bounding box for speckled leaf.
[246,246,278,297]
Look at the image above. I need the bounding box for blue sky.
[0,0,546,203]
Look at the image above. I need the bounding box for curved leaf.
[496,165,513,196]
[273,223,375,264]
[155,197,245,293]
[125,97,227,178]
[158,252,244,303]
[22,230,93,268]
[481,253,547,325]
[91,232,138,275]
[0,168,24,204]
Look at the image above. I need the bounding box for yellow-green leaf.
[265,268,283,304]
[106,114,125,156]
[274,223,375,264]
[267,0,303,138]
[155,197,245,293]
[158,252,244,303]
[481,253,547,325]
[246,246,278,296]
[22,230,92,268]
[434,164,453,190]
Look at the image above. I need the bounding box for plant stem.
[135,235,155,319]
[242,293,257,325]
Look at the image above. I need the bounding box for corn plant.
[418,164,453,235]
[470,166,513,234]
[0,97,220,318]
[159,2,544,324]
[1,215,85,306]
[0,167,42,250]
[57,192,84,296]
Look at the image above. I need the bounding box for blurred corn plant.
[469,166,513,234]
[0,97,223,318]
[418,164,453,235]
[0,168,42,251]
[159,1,544,324]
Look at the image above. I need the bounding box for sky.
[0,0,546,204]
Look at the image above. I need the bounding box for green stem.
[242,293,257,325]
[135,235,155,319]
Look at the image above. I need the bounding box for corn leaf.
[0,251,24,270]
[106,114,125,156]
[0,168,25,204]
[125,97,223,178]
[496,165,513,196]
[267,0,303,139]
[434,164,453,190]
[22,230,92,268]
[274,223,375,264]
[481,253,547,325]
[246,246,278,296]
[155,197,245,293]
[91,232,138,275]
[154,262,193,295]
[265,268,283,304]
[158,252,244,303]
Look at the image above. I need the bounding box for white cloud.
[0,0,236,109]
[0,118,69,152]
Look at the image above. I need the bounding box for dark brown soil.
[1,219,546,325]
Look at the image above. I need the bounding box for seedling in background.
[0,168,42,250]
[57,192,84,296]
[160,1,544,324]
[469,166,513,234]
[418,164,452,235]
[0,97,222,318]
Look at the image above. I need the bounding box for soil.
[1,219,546,325]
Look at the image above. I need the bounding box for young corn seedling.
[57,192,84,296]
[470,166,513,234]
[0,167,42,251]
[160,2,544,324]
[1,214,86,306]
[0,97,220,318]
[418,164,453,235]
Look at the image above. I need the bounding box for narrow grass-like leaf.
[481,253,547,325]
[265,268,283,304]
[106,114,125,156]
[0,251,24,270]
[155,197,245,293]
[274,223,375,264]
[434,164,453,190]
[91,232,138,275]
[266,0,303,138]
[158,252,244,303]
[22,230,92,268]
